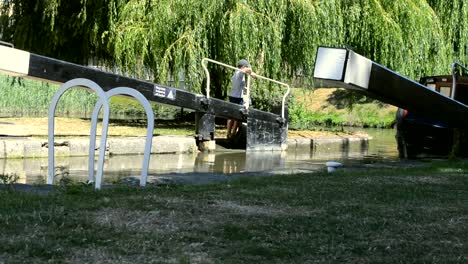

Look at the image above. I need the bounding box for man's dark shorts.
[229,96,243,105]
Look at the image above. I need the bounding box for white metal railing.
[201,58,290,119]
[48,78,154,189]
[0,41,14,48]
[451,62,468,99]
[48,79,110,189]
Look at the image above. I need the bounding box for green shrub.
[289,99,396,129]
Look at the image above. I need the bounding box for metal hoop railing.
[201,58,290,119]
[48,78,154,189]
[48,79,110,189]
[89,87,154,188]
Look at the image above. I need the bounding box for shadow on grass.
[326,89,387,110]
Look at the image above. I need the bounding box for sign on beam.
[154,85,177,101]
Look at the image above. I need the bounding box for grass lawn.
[0,161,467,263]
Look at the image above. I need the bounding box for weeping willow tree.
[0,0,115,64]
[1,0,468,111]
[107,0,289,108]
[106,0,468,107]
[427,0,468,65]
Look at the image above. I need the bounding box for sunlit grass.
[0,160,467,263]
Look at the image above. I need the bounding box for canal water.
[5,128,399,185]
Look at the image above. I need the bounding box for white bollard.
[326,161,342,173]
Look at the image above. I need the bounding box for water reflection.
[357,128,399,160]
[3,128,399,185]
[195,151,287,174]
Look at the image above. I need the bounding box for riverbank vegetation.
[290,88,397,129]
[0,160,467,263]
[0,75,177,119]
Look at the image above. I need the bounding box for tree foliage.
[1,0,468,110]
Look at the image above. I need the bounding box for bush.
[288,96,396,129]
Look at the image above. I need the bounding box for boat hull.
[395,116,453,158]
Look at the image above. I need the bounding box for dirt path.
[0,117,370,139]
[0,117,162,137]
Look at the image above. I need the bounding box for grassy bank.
[290,88,397,129]
[0,161,467,263]
[0,75,97,116]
